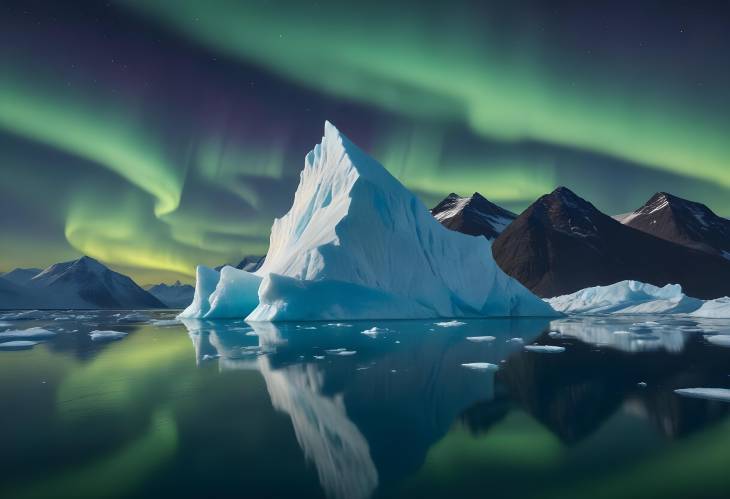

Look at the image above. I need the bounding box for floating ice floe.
[466,336,496,343]
[116,313,149,323]
[524,345,565,353]
[674,388,730,402]
[547,280,702,315]
[89,330,128,341]
[435,320,466,328]
[149,319,181,327]
[180,122,557,321]
[0,310,46,320]
[690,297,730,318]
[461,362,499,371]
[705,335,730,348]
[0,340,39,350]
[361,327,389,337]
[0,327,57,340]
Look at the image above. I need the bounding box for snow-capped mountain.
[146,280,195,308]
[0,267,41,286]
[616,192,730,260]
[491,187,730,299]
[1,256,166,309]
[182,121,556,320]
[431,192,516,240]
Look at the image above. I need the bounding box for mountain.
[1,267,41,286]
[431,192,516,240]
[146,280,195,308]
[182,121,556,320]
[616,192,730,260]
[0,276,49,309]
[491,187,730,299]
[215,255,265,273]
[0,256,166,310]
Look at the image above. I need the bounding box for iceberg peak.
[183,121,557,321]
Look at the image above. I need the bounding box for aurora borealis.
[1,1,729,284]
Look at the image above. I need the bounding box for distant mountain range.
[0,256,165,309]
[430,192,516,241]
[145,281,195,308]
[433,188,730,299]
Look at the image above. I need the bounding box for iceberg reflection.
[182,318,549,498]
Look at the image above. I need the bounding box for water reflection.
[182,318,548,498]
[180,316,730,499]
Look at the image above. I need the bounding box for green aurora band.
[1,1,729,282]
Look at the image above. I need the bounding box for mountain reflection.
[181,316,730,499]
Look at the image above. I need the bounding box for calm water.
[2,310,730,499]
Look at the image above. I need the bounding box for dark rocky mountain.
[1,256,166,309]
[491,187,730,299]
[146,280,195,309]
[431,192,516,240]
[616,192,730,260]
[0,267,41,286]
[216,255,265,273]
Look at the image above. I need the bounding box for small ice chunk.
[325,348,347,354]
[0,340,39,350]
[336,350,357,356]
[245,331,258,336]
[461,362,499,371]
[507,337,524,344]
[466,336,496,343]
[548,331,561,338]
[89,330,128,341]
[313,355,325,360]
[117,313,149,323]
[361,327,389,337]
[524,345,565,353]
[613,330,631,335]
[0,327,57,340]
[637,382,648,388]
[149,319,181,327]
[674,388,730,402]
[705,335,730,348]
[326,323,353,328]
[201,354,220,361]
[0,310,47,320]
[435,320,466,328]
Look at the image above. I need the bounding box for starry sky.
[1,0,729,284]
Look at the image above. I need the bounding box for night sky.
[1,1,729,284]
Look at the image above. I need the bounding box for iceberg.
[690,297,730,318]
[546,280,703,315]
[182,122,556,321]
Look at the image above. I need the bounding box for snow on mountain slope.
[546,280,703,315]
[184,121,557,321]
[25,256,165,309]
[618,192,730,258]
[431,192,516,240]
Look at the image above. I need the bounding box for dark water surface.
[1,310,730,499]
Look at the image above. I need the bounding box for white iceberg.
[466,336,496,342]
[461,362,499,371]
[0,340,39,350]
[674,388,730,402]
[182,122,556,321]
[0,327,57,340]
[524,345,565,353]
[705,335,730,348]
[690,297,730,318]
[89,330,128,341]
[546,280,703,315]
